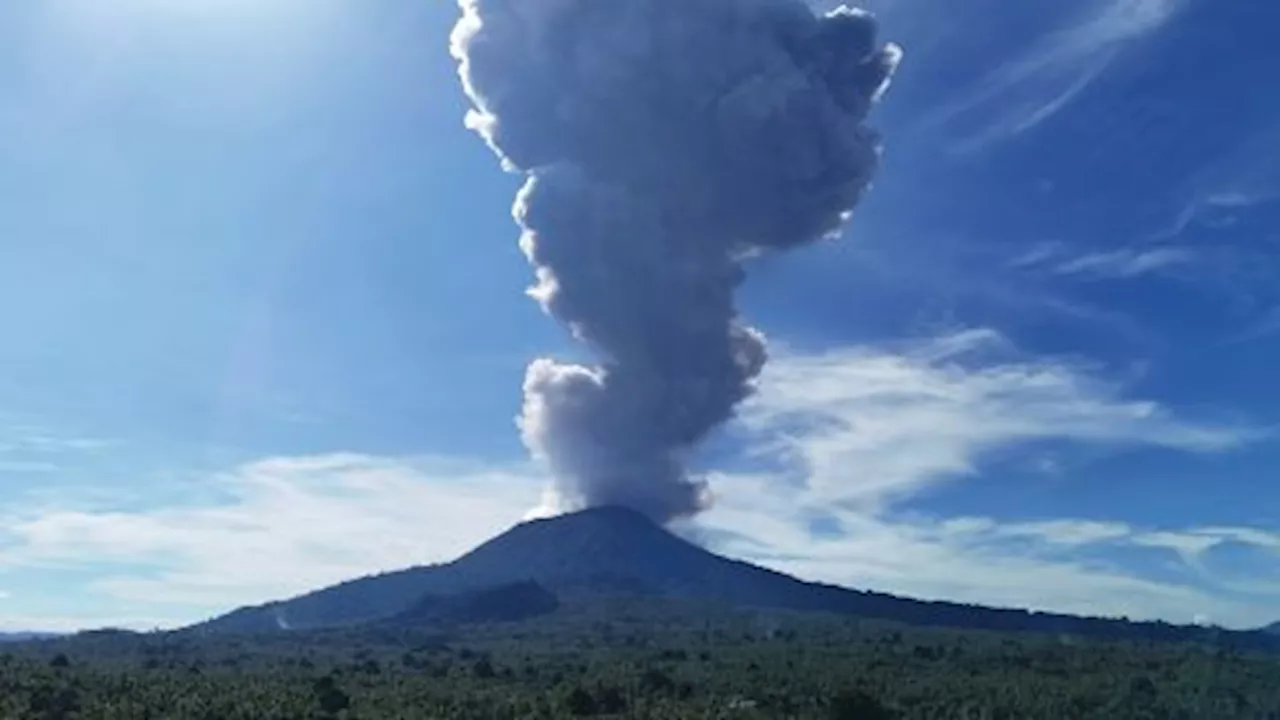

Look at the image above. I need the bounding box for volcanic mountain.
[197,506,833,633]
[192,507,1278,649]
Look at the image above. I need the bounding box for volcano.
[196,506,851,633]
[192,507,1279,649]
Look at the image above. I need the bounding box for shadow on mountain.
[383,580,559,628]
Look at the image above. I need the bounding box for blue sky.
[2,0,1279,631]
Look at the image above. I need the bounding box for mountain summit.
[193,507,1278,650]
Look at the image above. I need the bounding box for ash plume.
[451,0,901,522]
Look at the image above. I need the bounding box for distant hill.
[192,506,1280,650]
[386,580,559,627]
[0,632,60,644]
[75,628,144,639]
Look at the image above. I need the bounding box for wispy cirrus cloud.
[992,518,1133,547]
[0,425,118,477]
[1129,527,1280,599]
[1055,247,1197,279]
[1010,242,1196,280]
[735,328,1252,508]
[1132,530,1228,560]
[0,426,116,454]
[917,0,1185,150]
[1054,244,1192,275]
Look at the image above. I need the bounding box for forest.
[4,596,1280,719]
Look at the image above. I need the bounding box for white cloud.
[701,479,1278,628]
[919,0,1184,150]
[1204,191,1280,211]
[705,475,1225,619]
[699,329,1276,627]
[1053,247,1196,279]
[1131,530,1225,560]
[995,519,1133,547]
[1010,243,1196,280]
[0,453,543,618]
[737,328,1252,508]
[0,613,172,635]
[1125,527,1280,600]
[1201,527,1280,551]
[0,426,118,476]
[0,426,116,454]
[1187,123,1280,232]
[1008,241,1066,269]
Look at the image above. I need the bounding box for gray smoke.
[452,0,901,522]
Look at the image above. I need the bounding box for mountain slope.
[192,507,1280,650]
[386,580,559,627]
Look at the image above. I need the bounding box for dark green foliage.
[312,675,350,715]
[595,684,626,714]
[2,596,1280,718]
[564,685,596,716]
[639,666,675,694]
[829,689,897,720]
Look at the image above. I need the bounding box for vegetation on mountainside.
[4,597,1280,720]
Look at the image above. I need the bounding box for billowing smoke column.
[452,0,900,523]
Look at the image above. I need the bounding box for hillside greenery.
[4,597,1280,719]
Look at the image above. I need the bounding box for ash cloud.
[452,0,901,522]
